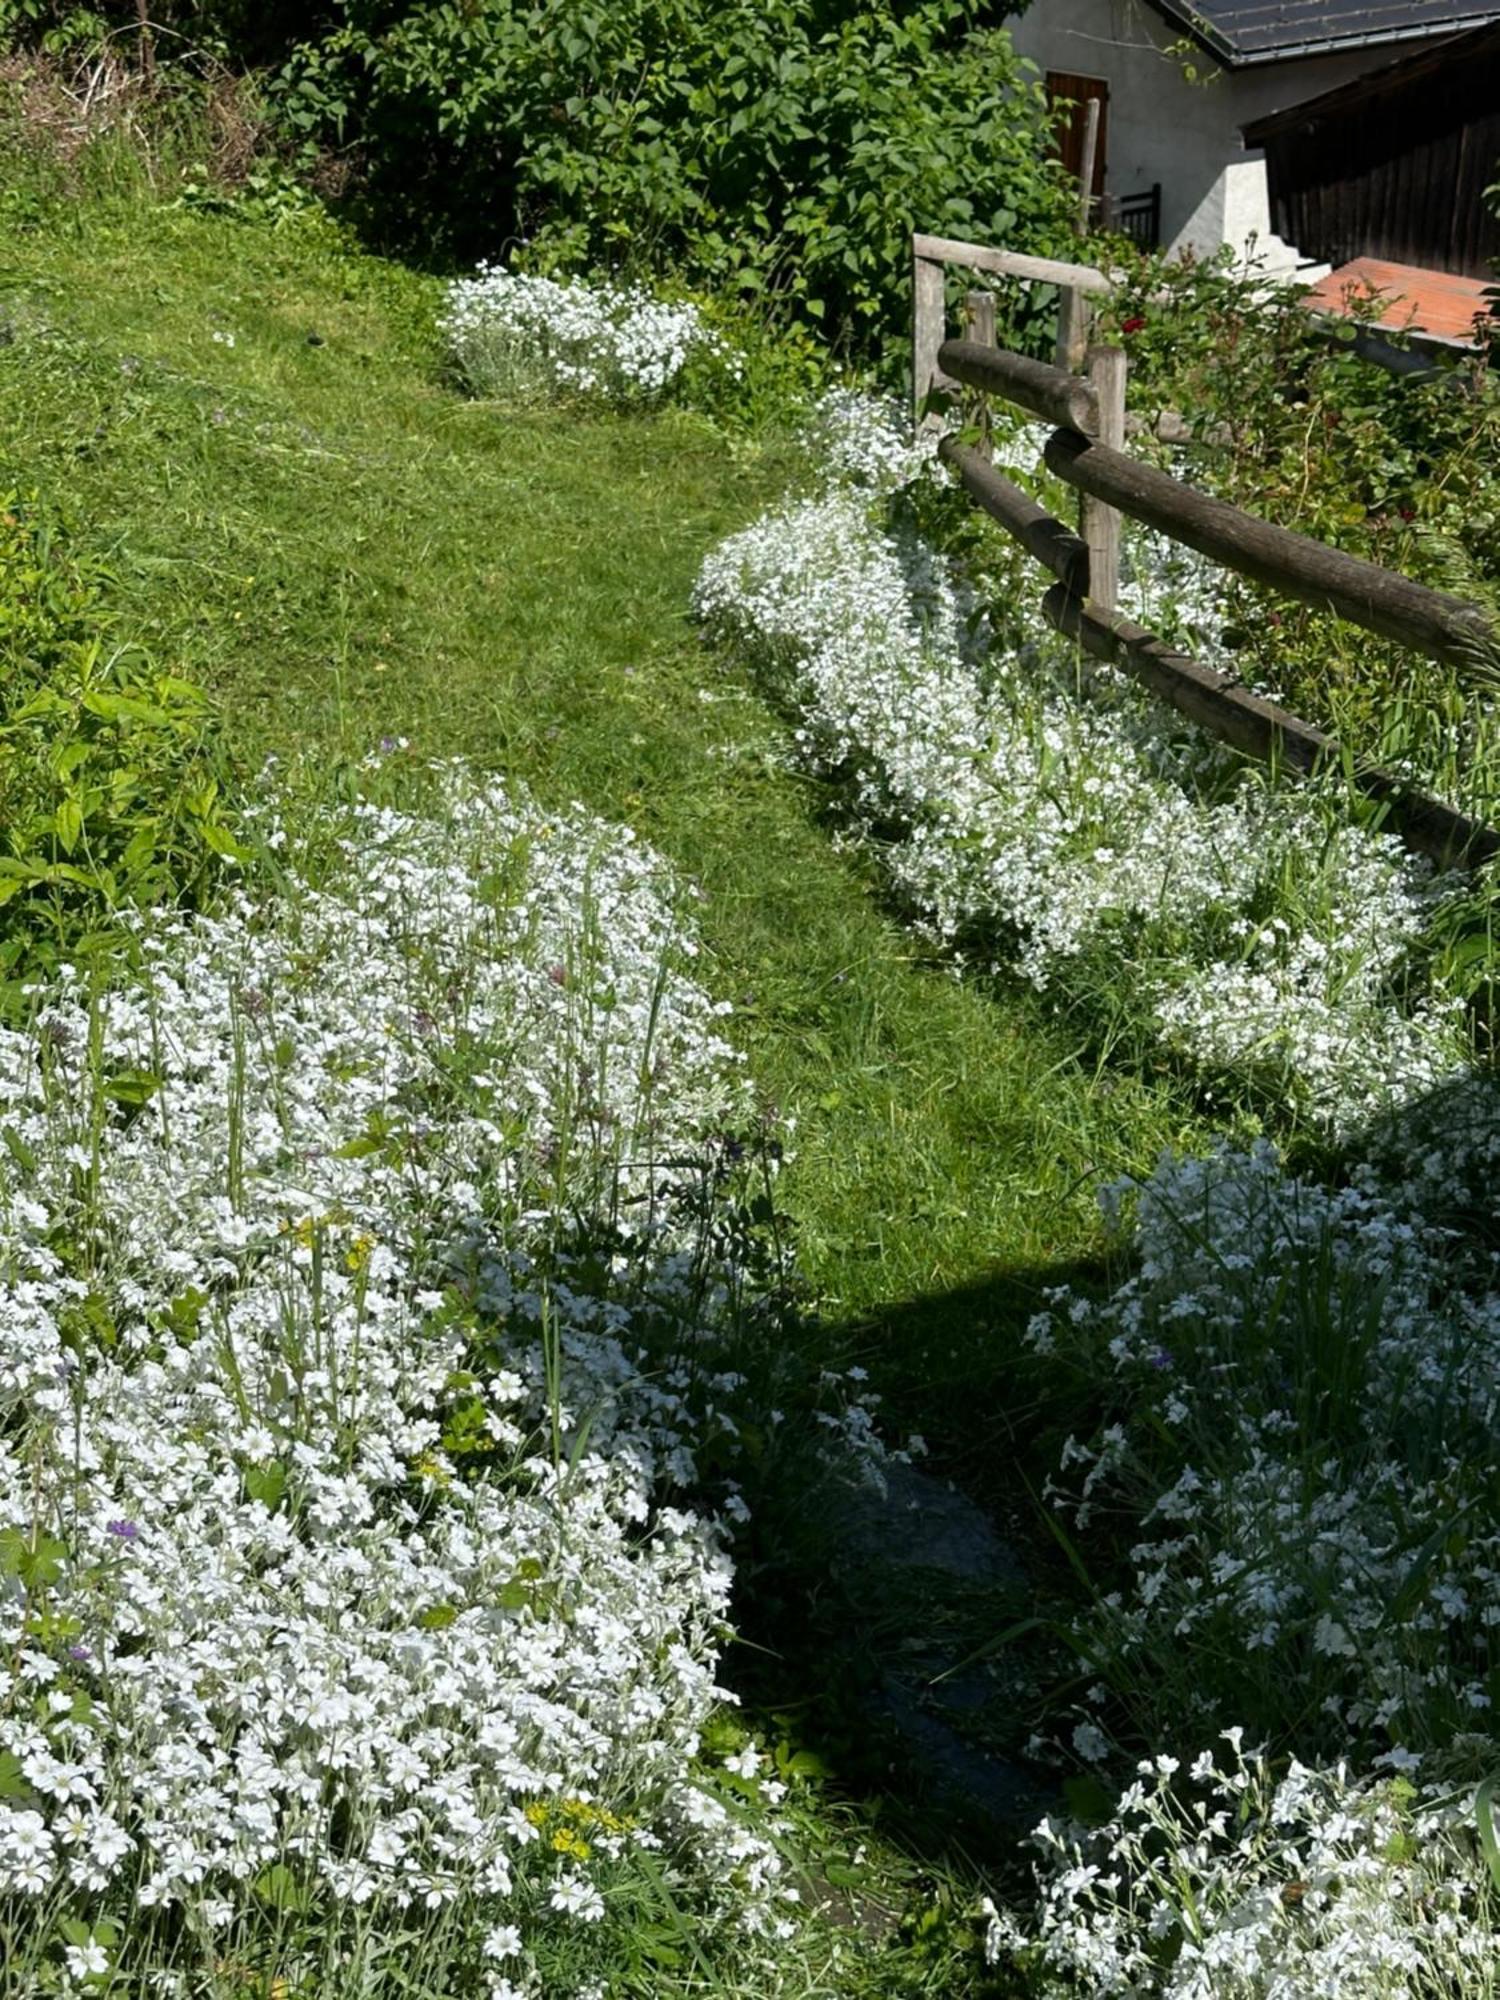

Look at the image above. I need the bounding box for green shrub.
[0,496,242,993]
[0,0,331,66]
[1053,246,1500,801]
[277,0,1073,361]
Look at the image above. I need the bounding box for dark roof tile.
[1149,0,1500,62]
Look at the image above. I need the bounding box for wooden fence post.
[964,289,996,457]
[913,245,946,426]
[1055,96,1100,374]
[1082,344,1126,611]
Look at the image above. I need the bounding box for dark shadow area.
[723,1257,1113,1878]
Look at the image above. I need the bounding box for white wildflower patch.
[694,403,1468,1131]
[696,390,1500,1984]
[804,386,940,495]
[1001,1741,1500,1997]
[1032,1140,1500,1752]
[0,767,793,1993]
[440,266,731,406]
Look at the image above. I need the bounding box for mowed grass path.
[0,195,1213,1471]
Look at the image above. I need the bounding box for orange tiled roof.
[1301,256,1493,345]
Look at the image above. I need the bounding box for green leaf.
[0,1526,68,1588]
[197,821,249,860]
[334,1133,384,1159]
[419,1603,458,1630]
[80,689,170,726]
[0,1750,36,1802]
[102,1069,161,1109]
[783,1748,828,1777]
[253,1862,312,1913]
[244,1462,288,1513]
[54,796,84,854]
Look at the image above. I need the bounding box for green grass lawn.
[0,183,1221,1944]
[0,190,1211,1364]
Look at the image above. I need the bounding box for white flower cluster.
[804,387,940,494]
[994,1735,1500,1997]
[694,402,1468,1130]
[0,768,791,1994]
[1033,1139,1500,1750]
[440,266,730,405]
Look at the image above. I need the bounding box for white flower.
[550,1873,606,1922]
[440,267,731,407]
[1072,1723,1111,1765]
[0,765,786,1967]
[482,1925,523,1960]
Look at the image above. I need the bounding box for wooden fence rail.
[1042,587,1500,868]
[1043,429,1496,674]
[939,337,1099,432]
[910,230,1500,871]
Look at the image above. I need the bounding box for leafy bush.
[1076,248,1500,800]
[278,0,1072,359]
[0,496,240,993]
[0,0,330,67]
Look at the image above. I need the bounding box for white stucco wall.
[1006,0,1410,270]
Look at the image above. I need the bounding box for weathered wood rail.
[913,232,1500,871]
[1043,428,1496,675]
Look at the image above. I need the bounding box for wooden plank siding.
[1245,24,1500,277]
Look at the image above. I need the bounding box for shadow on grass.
[723,1256,1114,1876]
[726,1058,1500,1879]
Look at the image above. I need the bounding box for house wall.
[1006,0,1405,269]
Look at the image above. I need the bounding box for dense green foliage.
[279,0,1071,352]
[0,498,238,994]
[1,0,1072,361]
[0,0,322,64]
[991,243,1500,813]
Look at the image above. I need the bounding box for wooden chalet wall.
[1245,24,1500,278]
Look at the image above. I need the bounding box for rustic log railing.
[1042,428,1496,674]
[911,231,1500,871]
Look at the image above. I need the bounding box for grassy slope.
[0,193,1210,1359]
[0,187,1221,1923]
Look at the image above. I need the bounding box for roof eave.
[1142,0,1500,69]
[1139,0,1242,65]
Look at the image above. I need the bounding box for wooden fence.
[909,231,1500,872]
